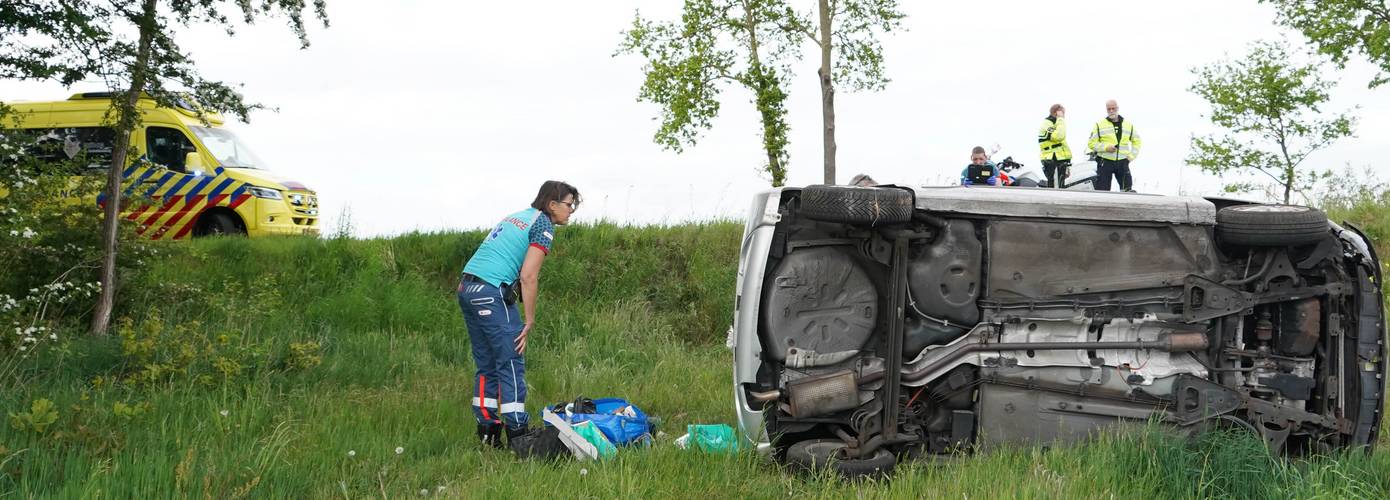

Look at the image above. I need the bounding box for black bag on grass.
[509,426,569,460]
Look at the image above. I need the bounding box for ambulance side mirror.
[184,152,205,173]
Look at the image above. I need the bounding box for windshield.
[189,126,269,170]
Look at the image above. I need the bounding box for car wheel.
[197,212,245,237]
[800,185,913,225]
[785,439,896,479]
[1215,204,1328,247]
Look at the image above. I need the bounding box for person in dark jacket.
[961,146,1008,186]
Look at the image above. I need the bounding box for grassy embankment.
[0,213,1386,498]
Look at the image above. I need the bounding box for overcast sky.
[4,0,1389,237]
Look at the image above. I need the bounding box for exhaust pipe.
[902,332,1207,383]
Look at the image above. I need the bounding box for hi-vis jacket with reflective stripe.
[1088,116,1142,161]
[1037,116,1071,161]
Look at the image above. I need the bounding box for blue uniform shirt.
[463,208,555,287]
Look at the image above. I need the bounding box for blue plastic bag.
[549,398,653,446]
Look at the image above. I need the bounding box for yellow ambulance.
[5,92,319,238]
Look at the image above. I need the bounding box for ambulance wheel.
[1216,204,1327,247]
[196,212,246,237]
[800,185,913,225]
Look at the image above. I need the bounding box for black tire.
[1215,204,1328,247]
[800,185,913,225]
[785,439,896,479]
[197,212,245,237]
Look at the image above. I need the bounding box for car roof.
[910,186,1217,225]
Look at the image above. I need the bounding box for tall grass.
[0,217,1385,498]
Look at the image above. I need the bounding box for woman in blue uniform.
[457,180,580,447]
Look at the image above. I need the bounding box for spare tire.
[785,439,896,479]
[800,185,913,225]
[1216,204,1328,247]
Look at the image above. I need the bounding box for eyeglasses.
[555,200,578,211]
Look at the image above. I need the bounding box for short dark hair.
[971,146,986,156]
[531,180,581,216]
[1050,104,1064,116]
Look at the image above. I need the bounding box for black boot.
[477,421,504,449]
[505,425,532,445]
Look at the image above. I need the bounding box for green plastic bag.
[573,421,617,458]
[686,424,739,453]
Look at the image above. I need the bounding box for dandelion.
[347,450,356,457]
[395,446,404,455]
[219,409,229,417]
[580,468,588,476]
[419,489,429,497]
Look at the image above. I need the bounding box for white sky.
[4,0,1389,237]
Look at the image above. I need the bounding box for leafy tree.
[0,105,147,382]
[782,0,904,184]
[1261,0,1390,88]
[1187,40,1356,204]
[618,0,797,186]
[0,0,329,334]
[618,0,903,186]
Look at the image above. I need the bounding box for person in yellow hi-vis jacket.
[1037,104,1071,188]
[1087,100,1143,192]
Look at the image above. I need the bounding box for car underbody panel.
[732,185,1387,472]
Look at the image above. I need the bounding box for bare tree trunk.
[91,0,157,335]
[1276,137,1295,205]
[818,0,836,185]
[1283,166,1294,204]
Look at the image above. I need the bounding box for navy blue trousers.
[458,280,529,429]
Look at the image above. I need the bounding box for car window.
[145,126,196,173]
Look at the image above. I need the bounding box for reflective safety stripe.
[500,402,526,414]
[471,397,499,409]
[478,376,492,420]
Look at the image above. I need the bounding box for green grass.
[1,220,1387,498]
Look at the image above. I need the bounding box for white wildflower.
[20,227,34,239]
[17,345,26,352]
[395,446,404,455]
[48,333,57,341]
[419,489,429,497]
[219,409,229,417]
[437,486,446,493]
[8,230,16,237]
[580,468,588,476]
[347,450,356,457]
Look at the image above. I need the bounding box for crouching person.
[457,180,580,447]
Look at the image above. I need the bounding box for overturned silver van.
[731,185,1386,477]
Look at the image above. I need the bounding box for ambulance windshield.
[189,126,269,170]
